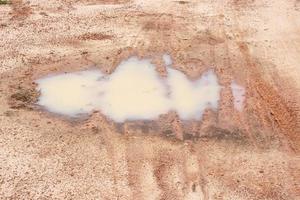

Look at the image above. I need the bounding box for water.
[36,56,222,122]
[97,58,171,122]
[167,68,220,120]
[36,70,105,116]
[230,81,246,112]
[162,54,172,66]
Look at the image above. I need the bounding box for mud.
[0,0,300,199]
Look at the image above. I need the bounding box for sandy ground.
[0,0,300,199]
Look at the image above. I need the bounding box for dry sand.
[0,0,300,199]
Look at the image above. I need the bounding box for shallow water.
[162,54,172,66]
[167,68,220,120]
[36,56,222,122]
[97,58,171,122]
[230,81,246,112]
[36,70,105,116]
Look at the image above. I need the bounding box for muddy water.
[36,70,105,116]
[167,68,220,120]
[162,54,172,66]
[230,81,246,112]
[36,56,225,122]
[97,57,170,122]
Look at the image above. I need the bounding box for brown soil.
[0,0,299,199]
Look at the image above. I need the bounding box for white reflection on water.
[36,56,222,122]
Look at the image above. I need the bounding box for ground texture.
[0,0,300,199]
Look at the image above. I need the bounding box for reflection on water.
[231,81,246,112]
[36,56,224,122]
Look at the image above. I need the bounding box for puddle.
[36,70,105,116]
[36,56,222,122]
[97,58,171,122]
[230,81,246,111]
[163,54,172,66]
[167,68,220,119]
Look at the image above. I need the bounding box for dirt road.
[0,0,299,199]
